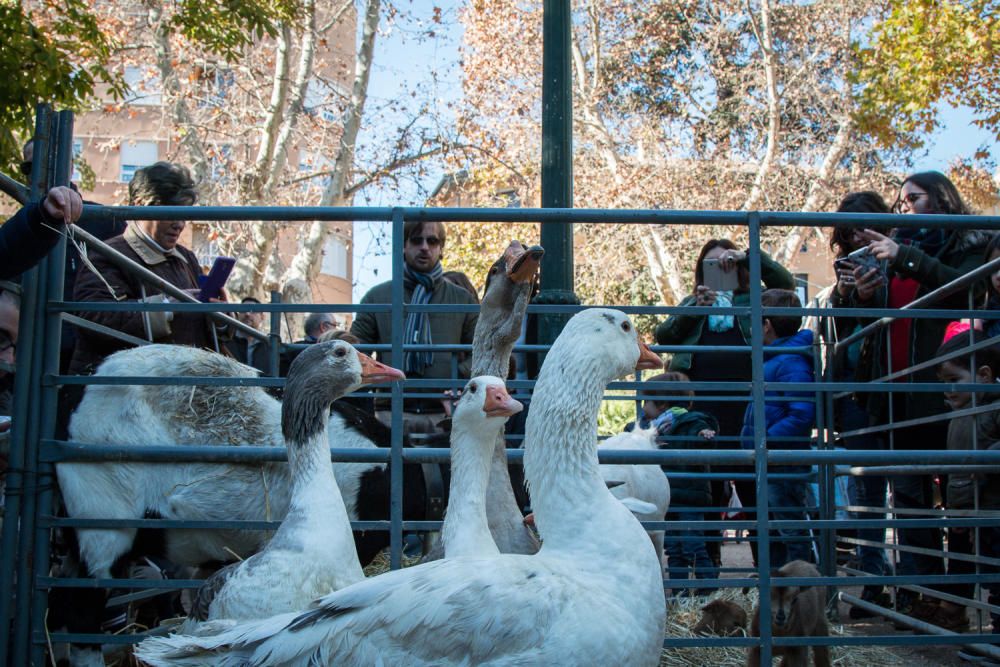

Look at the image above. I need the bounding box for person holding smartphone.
[655,238,794,568]
[849,171,987,623]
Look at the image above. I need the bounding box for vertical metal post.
[748,212,772,665]
[389,208,406,569]
[30,110,73,664]
[532,0,578,370]
[269,290,281,377]
[10,104,56,666]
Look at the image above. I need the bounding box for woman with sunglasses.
[848,171,987,628]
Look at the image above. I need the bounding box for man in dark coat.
[350,220,477,435]
[67,162,217,376]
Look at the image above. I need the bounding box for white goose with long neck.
[441,376,522,558]
[135,309,667,667]
[182,341,405,628]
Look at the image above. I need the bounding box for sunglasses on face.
[408,235,441,247]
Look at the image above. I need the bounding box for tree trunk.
[281,0,380,291]
[639,227,686,305]
[743,0,780,212]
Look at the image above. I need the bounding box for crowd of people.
[1,158,999,646]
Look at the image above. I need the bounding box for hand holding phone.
[198,256,236,302]
[702,258,741,291]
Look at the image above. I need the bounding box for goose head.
[451,375,523,435]
[282,340,405,446]
[549,309,662,385]
[478,241,545,346]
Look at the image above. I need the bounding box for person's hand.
[440,389,461,418]
[835,267,856,298]
[41,186,83,226]
[858,229,899,261]
[699,429,716,440]
[853,266,884,302]
[718,249,746,273]
[695,285,717,306]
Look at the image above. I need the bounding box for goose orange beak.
[358,352,406,385]
[505,241,545,284]
[483,384,523,417]
[635,342,663,371]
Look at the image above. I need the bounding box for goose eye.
[620,321,631,332]
[468,383,477,393]
[334,346,347,358]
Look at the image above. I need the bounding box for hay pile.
[659,587,903,666]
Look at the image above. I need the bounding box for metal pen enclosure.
[3,114,1000,665]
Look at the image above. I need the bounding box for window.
[298,151,332,193]
[119,141,158,182]
[124,66,163,106]
[305,79,339,123]
[321,235,348,279]
[71,140,83,182]
[208,144,232,184]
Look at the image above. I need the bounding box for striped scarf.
[403,262,443,374]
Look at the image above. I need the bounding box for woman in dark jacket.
[852,171,990,620]
[655,239,794,566]
[825,192,893,616]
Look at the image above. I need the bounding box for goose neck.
[443,421,502,557]
[523,364,614,548]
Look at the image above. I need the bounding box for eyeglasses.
[408,235,441,247]
[0,330,15,356]
[893,191,926,213]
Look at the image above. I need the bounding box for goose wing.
[137,555,574,667]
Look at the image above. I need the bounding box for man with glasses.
[351,220,478,435]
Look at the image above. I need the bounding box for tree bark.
[742,0,780,212]
[281,0,381,290]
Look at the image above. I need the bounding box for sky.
[351,5,999,300]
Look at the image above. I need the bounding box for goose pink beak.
[504,241,545,284]
[357,352,406,385]
[635,342,663,371]
[483,384,523,418]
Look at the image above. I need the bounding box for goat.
[748,560,830,667]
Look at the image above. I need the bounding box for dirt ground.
[717,539,992,667]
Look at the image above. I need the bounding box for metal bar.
[841,565,1000,616]
[389,209,405,569]
[74,203,999,228]
[40,440,1000,465]
[838,592,1000,661]
[747,211,772,664]
[66,223,265,341]
[836,254,1000,351]
[10,104,53,667]
[29,109,72,666]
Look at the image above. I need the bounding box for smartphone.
[702,258,740,291]
[846,246,882,272]
[197,256,236,302]
[833,258,857,285]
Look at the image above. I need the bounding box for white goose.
[135,308,666,667]
[440,375,522,558]
[182,341,404,631]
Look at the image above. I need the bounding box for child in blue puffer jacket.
[741,289,816,567]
